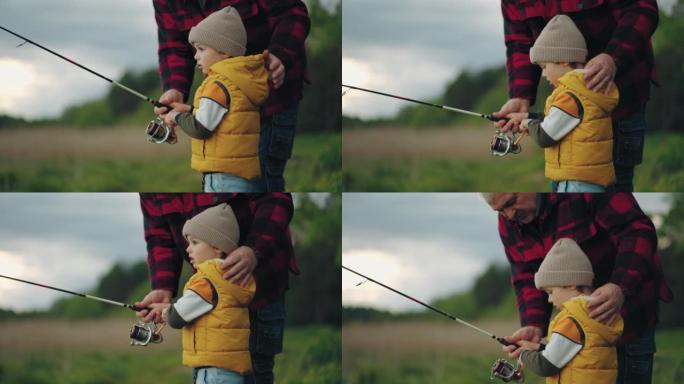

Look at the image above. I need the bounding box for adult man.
[153,1,310,191]
[485,193,672,384]
[136,193,299,384]
[493,1,659,191]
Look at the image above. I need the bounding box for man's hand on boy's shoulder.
[584,53,617,95]
[587,282,624,325]
[221,246,258,287]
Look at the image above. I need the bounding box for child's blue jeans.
[551,180,606,192]
[193,367,243,384]
[203,173,264,192]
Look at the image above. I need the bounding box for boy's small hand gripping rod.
[0,274,144,312]
[342,265,518,347]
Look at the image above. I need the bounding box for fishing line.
[0,274,143,312]
[342,265,517,347]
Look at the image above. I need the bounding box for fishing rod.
[342,265,517,347]
[343,265,526,382]
[0,25,177,144]
[0,273,142,311]
[342,84,502,122]
[0,273,165,346]
[342,84,523,156]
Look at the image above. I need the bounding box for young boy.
[516,238,623,383]
[504,15,619,192]
[162,6,269,192]
[150,203,256,384]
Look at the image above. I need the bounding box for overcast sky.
[342,193,673,312]
[342,0,678,119]
[0,193,328,312]
[0,0,338,120]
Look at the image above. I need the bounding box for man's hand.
[155,89,184,115]
[263,49,285,89]
[584,53,617,95]
[501,112,530,133]
[221,246,258,287]
[493,98,530,132]
[587,282,624,325]
[135,289,172,323]
[502,325,543,359]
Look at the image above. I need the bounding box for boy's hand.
[501,112,529,133]
[493,98,530,129]
[147,303,170,323]
[170,102,192,113]
[163,111,179,128]
[221,246,258,287]
[502,325,543,358]
[155,89,184,115]
[263,49,285,89]
[135,289,172,323]
[516,339,540,351]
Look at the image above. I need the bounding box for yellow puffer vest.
[544,70,619,187]
[191,54,269,180]
[182,259,256,374]
[546,296,623,384]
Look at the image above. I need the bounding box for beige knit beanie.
[183,203,240,255]
[535,238,594,289]
[530,15,587,64]
[189,6,246,57]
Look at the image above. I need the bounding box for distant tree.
[658,194,684,327]
[286,193,341,325]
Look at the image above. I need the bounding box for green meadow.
[0,324,340,384]
[0,129,339,192]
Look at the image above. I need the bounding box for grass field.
[342,125,684,192]
[342,320,684,383]
[0,126,340,192]
[0,318,340,384]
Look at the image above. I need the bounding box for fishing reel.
[129,321,165,346]
[146,117,177,144]
[490,130,522,157]
[491,358,524,382]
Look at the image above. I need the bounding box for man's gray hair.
[480,193,496,205]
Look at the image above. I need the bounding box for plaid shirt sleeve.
[153,0,197,99]
[256,0,310,81]
[604,0,659,69]
[140,195,185,294]
[501,2,542,105]
[499,216,553,330]
[588,193,658,298]
[244,193,295,265]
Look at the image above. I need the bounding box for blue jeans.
[551,180,606,192]
[612,108,647,192]
[259,105,298,192]
[617,328,655,384]
[193,367,244,384]
[244,296,286,384]
[203,173,264,192]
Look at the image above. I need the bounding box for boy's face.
[540,62,570,87]
[544,286,578,309]
[193,43,229,75]
[186,235,223,269]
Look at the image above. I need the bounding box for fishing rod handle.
[496,337,522,349]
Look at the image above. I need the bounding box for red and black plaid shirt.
[153,0,310,117]
[498,193,673,344]
[501,0,658,120]
[139,193,299,310]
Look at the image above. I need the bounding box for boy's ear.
[212,247,225,259]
